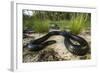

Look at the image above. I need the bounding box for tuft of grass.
[69,13,89,34]
[33,19,50,33]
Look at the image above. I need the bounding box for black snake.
[24,31,90,56]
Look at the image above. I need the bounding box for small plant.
[58,20,70,30]
[33,19,50,33]
[69,13,89,34]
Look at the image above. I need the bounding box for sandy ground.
[23,30,91,63]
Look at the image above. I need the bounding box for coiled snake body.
[25,31,90,56]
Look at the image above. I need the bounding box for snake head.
[27,43,37,49]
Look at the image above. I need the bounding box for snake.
[24,31,90,56]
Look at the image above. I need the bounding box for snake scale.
[25,31,90,56]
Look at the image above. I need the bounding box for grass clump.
[69,13,89,34]
[33,19,50,33]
